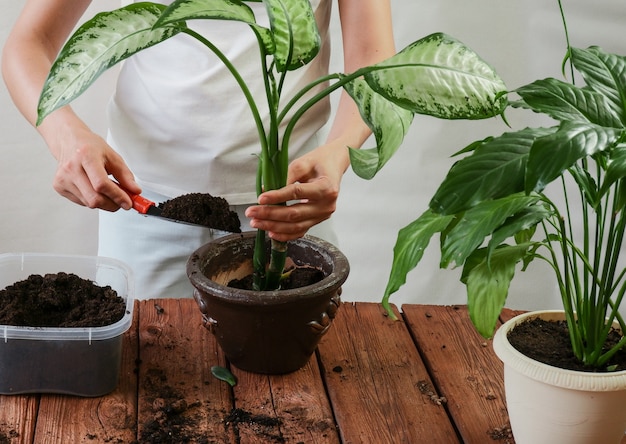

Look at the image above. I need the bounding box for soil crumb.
[0,272,125,328]
[224,408,284,443]
[159,193,241,232]
[508,317,626,372]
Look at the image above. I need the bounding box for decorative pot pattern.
[493,310,626,444]
[187,232,349,374]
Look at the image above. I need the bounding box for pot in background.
[187,232,349,374]
[493,310,626,444]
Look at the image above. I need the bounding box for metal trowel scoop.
[117,182,242,232]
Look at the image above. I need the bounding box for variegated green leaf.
[441,193,540,268]
[37,3,182,125]
[382,210,454,318]
[345,78,414,180]
[466,244,531,338]
[264,0,320,72]
[365,33,507,119]
[157,0,274,54]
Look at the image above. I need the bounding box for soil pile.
[0,272,126,328]
[159,193,241,232]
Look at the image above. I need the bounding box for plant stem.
[265,239,288,290]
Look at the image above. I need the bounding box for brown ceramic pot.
[187,232,349,374]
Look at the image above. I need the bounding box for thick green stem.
[265,239,288,290]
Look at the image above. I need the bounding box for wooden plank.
[31,300,139,443]
[318,302,460,444]
[0,395,38,443]
[137,299,234,443]
[402,305,513,444]
[229,358,339,444]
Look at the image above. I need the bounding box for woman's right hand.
[50,118,141,212]
[2,0,141,212]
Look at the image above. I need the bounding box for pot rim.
[493,310,626,391]
[186,232,350,305]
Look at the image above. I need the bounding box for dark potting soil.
[139,367,286,443]
[508,317,626,372]
[228,266,325,290]
[0,272,126,328]
[158,192,241,233]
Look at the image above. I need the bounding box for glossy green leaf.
[365,33,507,120]
[599,145,626,199]
[441,193,540,268]
[486,205,551,258]
[264,0,320,72]
[346,78,414,180]
[382,210,454,317]
[570,47,626,125]
[430,128,554,215]
[526,122,623,193]
[37,3,182,125]
[211,365,237,386]
[465,244,532,338]
[516,78,622,128]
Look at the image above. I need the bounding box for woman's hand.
[50,121,140,212]
[245,140,350,241]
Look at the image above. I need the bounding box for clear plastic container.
[0,253,134,396]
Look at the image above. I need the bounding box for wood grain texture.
[318,302,460,444]
[402,305,513,444]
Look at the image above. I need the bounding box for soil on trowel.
[508,317,626,372]
[0,272,126,328]
[158,193,241,232]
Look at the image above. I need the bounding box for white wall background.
[1,1,625,313]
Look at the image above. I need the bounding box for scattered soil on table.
[224,408,285,443]
[159,192,241,232]
[228,266,324,290]
[508,317,626,372]
[139,367,208,443]
[139,368,287,443]
[0,427,19,444]
[0,272,126,327]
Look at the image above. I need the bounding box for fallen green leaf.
[211,365,237,386]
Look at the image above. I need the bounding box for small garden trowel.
[117,182,242,232]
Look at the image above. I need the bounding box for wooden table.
[0,301,526,443]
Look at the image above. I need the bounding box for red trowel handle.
[127,192,156,214]
[113,180,155,214]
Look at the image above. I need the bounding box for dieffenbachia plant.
[37,0,506,290]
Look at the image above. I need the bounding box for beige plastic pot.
[493,310,626,444]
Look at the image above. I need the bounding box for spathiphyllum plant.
[36,0,506,291]
[382,5,626,369]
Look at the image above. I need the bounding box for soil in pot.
[228,266,325,290]
[508,317,626,372]
[158,192,241,233]
[0,272,126,327]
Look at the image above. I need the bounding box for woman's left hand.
[245,141,350,241]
